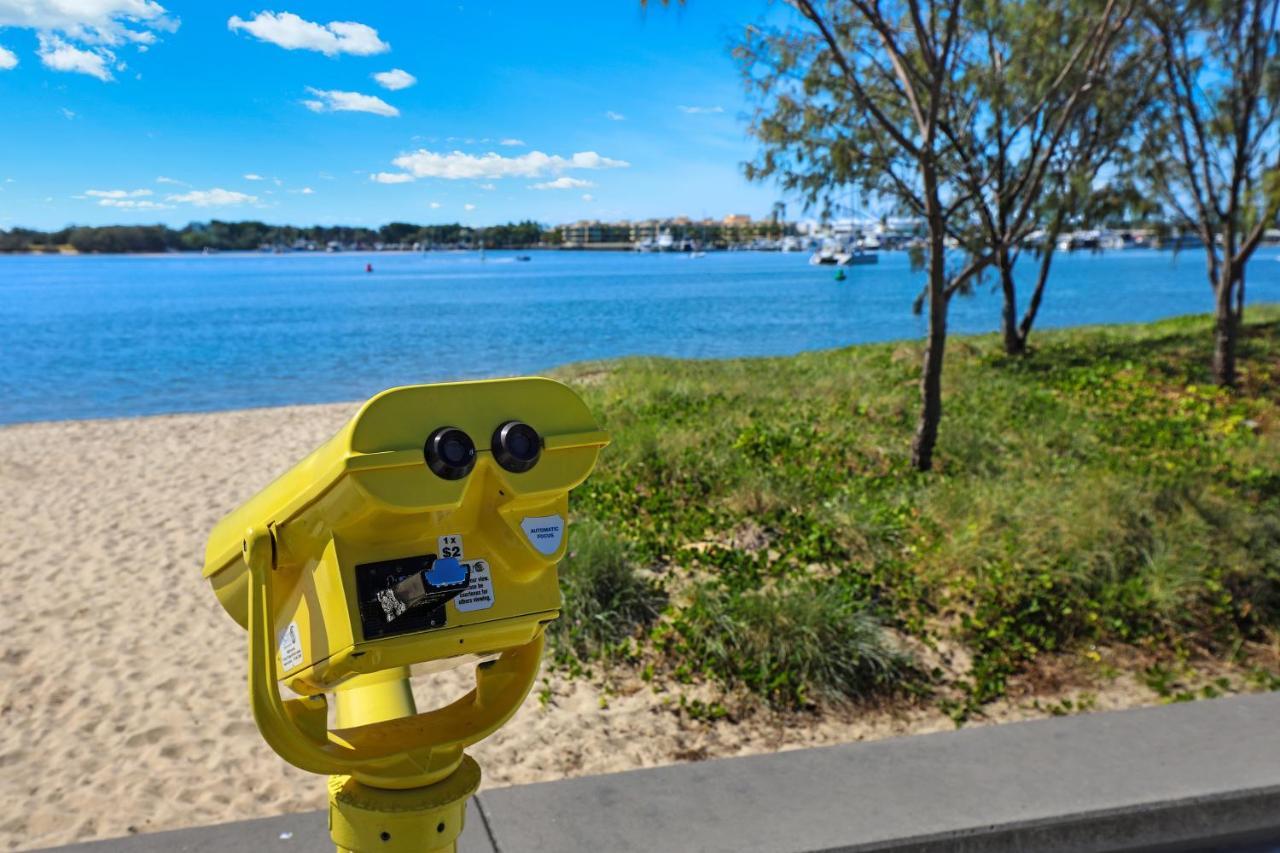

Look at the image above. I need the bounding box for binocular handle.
[243,527,543,788]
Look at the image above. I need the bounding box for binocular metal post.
[329,758,480,853]
[328,672,479,853]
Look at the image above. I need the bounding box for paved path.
[53,692,1280,852]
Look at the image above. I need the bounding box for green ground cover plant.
[547,308,1280,718]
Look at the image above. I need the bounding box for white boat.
[809,238,879,267]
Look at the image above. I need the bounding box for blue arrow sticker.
[425,556,467,588]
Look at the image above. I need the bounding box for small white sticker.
[454,560,495,612]
[279,621,303,671]
[521,515,565,555]
[438,534,464,560]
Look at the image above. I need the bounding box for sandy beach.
[0,402,1233,851]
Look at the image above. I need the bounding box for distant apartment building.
[555,214,793,248]
[558,220,633,247]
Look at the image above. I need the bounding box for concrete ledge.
[51,801,494,853]
[48,693,1280,852]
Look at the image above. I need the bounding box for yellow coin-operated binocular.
[202,378,608,852]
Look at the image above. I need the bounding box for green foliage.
[553,308,1280,712]
[546,520,666,665]
[662,579,913,707]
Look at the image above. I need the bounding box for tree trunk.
[1212,262,1239,388]
[911,209,949,472]
[1019,242,1055,342]
[1018,212,1066,350]
[997,246,1025,356]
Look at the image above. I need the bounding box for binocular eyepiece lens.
[424,427,476,480]
[491,420,541,473]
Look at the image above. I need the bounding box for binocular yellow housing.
[202,378,608,852]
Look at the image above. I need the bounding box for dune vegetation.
[548,307,1280,722]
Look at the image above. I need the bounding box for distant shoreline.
[0,246,643,256]
[1,244,1267,257]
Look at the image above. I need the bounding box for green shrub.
[665,580,913,707]
[548,519,665,662]
[557,309,1280,713]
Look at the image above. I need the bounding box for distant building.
[554,215,795,250]
[558,220,632,248]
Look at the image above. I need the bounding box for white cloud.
[372,68,415,90]
[582,193,594,202]
[166,187,257,207]
[530,176,594,190]
[604,110,625,121]
[304,87,398,117]
[499,138,525,147]
[463,203,476,211]
[678,105,724,114]
[99,198,170,210]
[243,173,264,181]
[569,151,627,169]
[76,188,168,209]
[294,186,314,195]
[428,201,442,209]
[0,1,176,44]
[60,107,76,119]
[371,171,414,184]
[0,44,16,69]
[155,175,185,185]
[479,183,496,191]
[228,11,388,56]
[38,34,113,80]
[84,188,152,198]
[0,2,177,82]
[389,149,629,181]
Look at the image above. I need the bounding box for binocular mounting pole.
[242,527,541,853]
[328,670,478,853]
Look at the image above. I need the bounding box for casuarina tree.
[1139,0,1280,387]
[737,0,1126,468]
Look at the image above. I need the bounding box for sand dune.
[0,403,1174,851]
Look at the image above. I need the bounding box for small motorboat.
[810,239,879,266]
[515,255,532,262]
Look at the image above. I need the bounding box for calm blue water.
[1,248,1278,424]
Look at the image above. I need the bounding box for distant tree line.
[0,220,550,254]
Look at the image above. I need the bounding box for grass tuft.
[663,580,914,707]
[548,519,666,664]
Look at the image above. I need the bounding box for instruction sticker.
[521,515,564,556]
[454,560,494,612]
[278,621,303,671]
[437,534,464,560]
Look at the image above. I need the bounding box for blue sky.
[0,1,795,230]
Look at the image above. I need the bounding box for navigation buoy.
[834,269,847,282]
